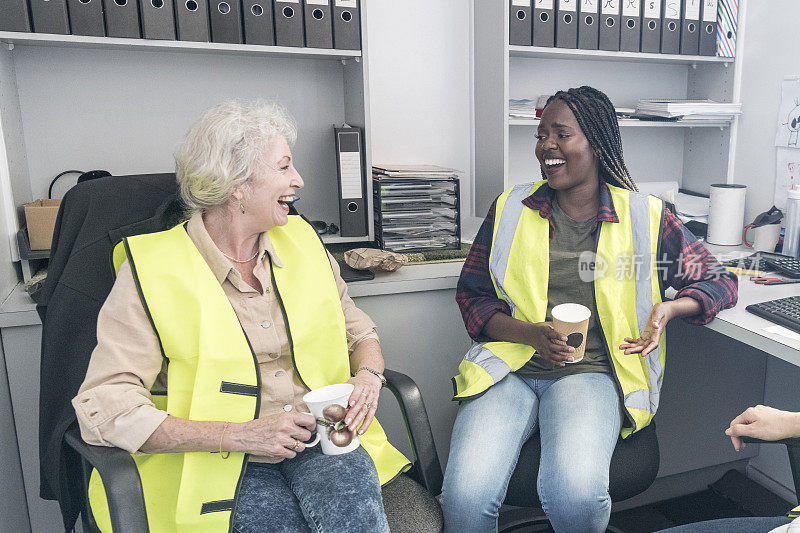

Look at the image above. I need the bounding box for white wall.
[733,1,800,224]
[366,0,472,215]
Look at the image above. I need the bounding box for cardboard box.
[24,199,61,250]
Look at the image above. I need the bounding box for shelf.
[509,117,733,128]
[0,31,362,60]
[508,45,734,65]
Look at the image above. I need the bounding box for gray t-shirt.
[515,199,612,380]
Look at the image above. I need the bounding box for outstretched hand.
[725,405,800,451]
[619,302,671,356]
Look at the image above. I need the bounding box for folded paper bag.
[24,199,61,250]
[344,248,408,272]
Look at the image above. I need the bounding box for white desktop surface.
[702,243,800,366]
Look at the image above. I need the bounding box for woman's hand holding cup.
[234,411,316,458]
[346,371,382,435]
[526,322,575,367]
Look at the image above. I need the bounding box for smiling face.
[534,99,599,192]
[236,136,304,231]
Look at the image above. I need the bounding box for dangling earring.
[240,203,245,215]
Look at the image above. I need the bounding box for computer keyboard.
[746,296,800,333]
[763,258,800,279]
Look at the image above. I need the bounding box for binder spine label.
[622,0,640,16]
[536,0,555,9]
[306,0,328,4]
[702,0,718,21]
[335,0,356,7]
[560,0,577,11]
[601,0,619,14]
[580,0,598,11]
[684,0,700,19]
[664,0,680,20]
[513,0,532,6]
[643,0,660,17]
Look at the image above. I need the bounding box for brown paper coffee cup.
[551,303,591,363]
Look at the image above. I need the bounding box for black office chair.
[499,421,660,533]
[65,368,444,533]
[39,173,444,532]
[742,436,800,509]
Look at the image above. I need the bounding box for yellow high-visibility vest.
[89,216,409,532]
[453,181,666,437]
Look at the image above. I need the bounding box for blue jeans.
[440,372,623,533]
[658,516,793,532]
[233,446,389,533]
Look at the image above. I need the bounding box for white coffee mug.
[302,383,360,455]
[744,223,781,253]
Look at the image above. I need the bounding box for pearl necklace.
[221,249,259,263]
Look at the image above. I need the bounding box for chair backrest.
[38,173,181,529]
[504,420,660,508]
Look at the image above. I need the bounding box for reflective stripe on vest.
[452,181,666,437]
[89,217,409,532]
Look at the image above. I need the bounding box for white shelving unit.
[472,1,748,217]
[0,16,374,290]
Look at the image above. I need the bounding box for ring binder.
[699,0,718,56]
[334,126,368,237]
[140,0,178,40]
[599,0,621,51]
[0,0,32,32]
[303,0,333,49]
[578,0,599,50]
[30,0,70,35]
[67,0,105,36]
[661,0,680,54]
[243,0,276,44]
[641,0,661,52]
[210,0,244,43]
[275,0,305,47]
[620,0,641,52]
[680,0,701,55]
[103,0,142,38]
[533,0,556,47]
[509,0,533,46]
[332,0,360,50]
[176,0,211,42]
[556,0,578,49]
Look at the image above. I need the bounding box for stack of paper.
[636,99,742,122]
[508,99,539,119]
[372,164,459,180]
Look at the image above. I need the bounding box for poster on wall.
[775,76,800,149]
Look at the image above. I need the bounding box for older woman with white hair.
[72,100,411,533]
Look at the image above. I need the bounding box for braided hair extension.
[543,86,638,192]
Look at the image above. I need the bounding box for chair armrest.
[383,368,444,496]
[64,426,149,533]
[741,436,800,501]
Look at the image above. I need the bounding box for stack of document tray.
[373,165,461,253]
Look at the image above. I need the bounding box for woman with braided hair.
[440,86,738,532]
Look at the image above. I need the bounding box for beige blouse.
[72,214,378,462]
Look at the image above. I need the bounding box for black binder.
[67,0,105,36]
[620,0,641,52]
[210,0,244,43]
[533,0,555,46]
[0,0,32,32]
[680,0,700,54]
[102,0,141,38]
[140,0,177,40]
[176,0,211,41]
[509,0,532,46]
[303,0,332,48]
[661,0,680,54]
[555,0,577,48]
[641,0,661,52]
[274,0,304,47]
[332,0,360,50]
[578,0,599,50]
[599,0,620,51]
[30,0,70,34]
[243,0,275,45]
[699,0,717,55]
[334,126,368,237]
